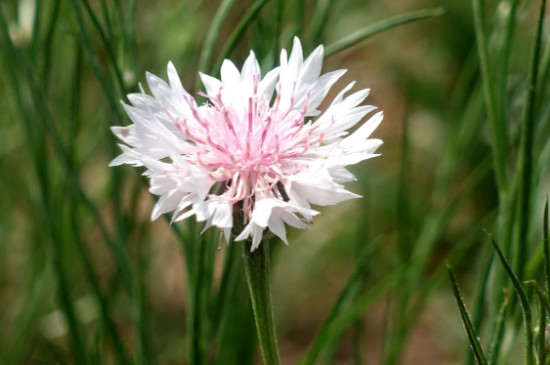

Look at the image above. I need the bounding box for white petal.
[257,67,280,99]
[152,190,182,220]
[268,213,288,244]
[200,72,222,97]
[212,202,233,229]
[304,69,346,115]
[241,51,261,82]
[287,168,360,206]
[251,225,264,251]
[299,44,324,86]
[220,59,241,87]
[251,198,275,228]
[342,111,384,146]
[286,37,304,81]
[146,72,173,107]
[167,62,188,97]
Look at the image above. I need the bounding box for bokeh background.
[1,0,549,364]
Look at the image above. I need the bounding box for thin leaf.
[488,233,535,365]
[544,195,550,293]
[298,239,381,365]
[212,0,270,76]
[472,0,508,194]
[525,282,550,365]
[324,7,445,57]
[309,0,335,46]
[487,292,509,365]
[537,289,547,365]
[197,0,238,79]
[514,0,547,279]
[466,246,495,365]
[446,264,488,365]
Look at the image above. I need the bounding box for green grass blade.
[213,241,239,326]
[397,115,411,260]
[41,0,62,85]
[269,0,283,69]
[66,44,129,365]
[537,292,547,365]
[299,242,405,365]
[212,0,270,76]
[466,246,494,365]
[134,239,153,365]
[488,234,535,365]
[197,0,238,78]
[189,235,209,365]
[100,0,113,40]
[127,0,138,72]
[70,202,129,365]
[69,0,124,122]
[544,196,550,293]
[328,267,405,354]
[324,7,445,57]
[472,0,508,194]
[309,0,335,46]
[514,0,547,279]
[407,211,497,329]
[526,282,549,365]
[298,239,380,365]
[487,293,510,365]
[446,264,488,365]
[494,0,519,113]
[51,228,89,365]
[79,0,125,93]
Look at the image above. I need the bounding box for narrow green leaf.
[41,0,62,85]
[543,195,550,293]
[488,234,535,365]
[270,0,283,69]
[525,282,550,365]
[446,264,488,365]
[324,7,445,57]
[134,238,153,365]
[309,0,335,45]
[51,228,90,365]
[197,0,238,80]
[70,204,129,365]
[66,44,129,365]
[487,293,510,365]
[330,267,404,355]
[212,0,270,76]
[213,240,239,326]
[494,0,519,115]
[79,0,125,94]
[396,115,411,260]
[537,290,547,365]
[472,0,508,194]
[299,239,380,365]
[514,0,547,279]
[466,246,495,365]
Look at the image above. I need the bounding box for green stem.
[242,241,281,365]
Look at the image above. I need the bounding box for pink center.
[165,76,325,217]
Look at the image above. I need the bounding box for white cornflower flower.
[110,37,383,250]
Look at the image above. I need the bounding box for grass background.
[0,0,549,364]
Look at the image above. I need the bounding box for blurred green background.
[1,0,549,364]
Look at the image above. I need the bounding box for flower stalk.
[242,240,281,365]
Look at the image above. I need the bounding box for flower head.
[110,37,383,250]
